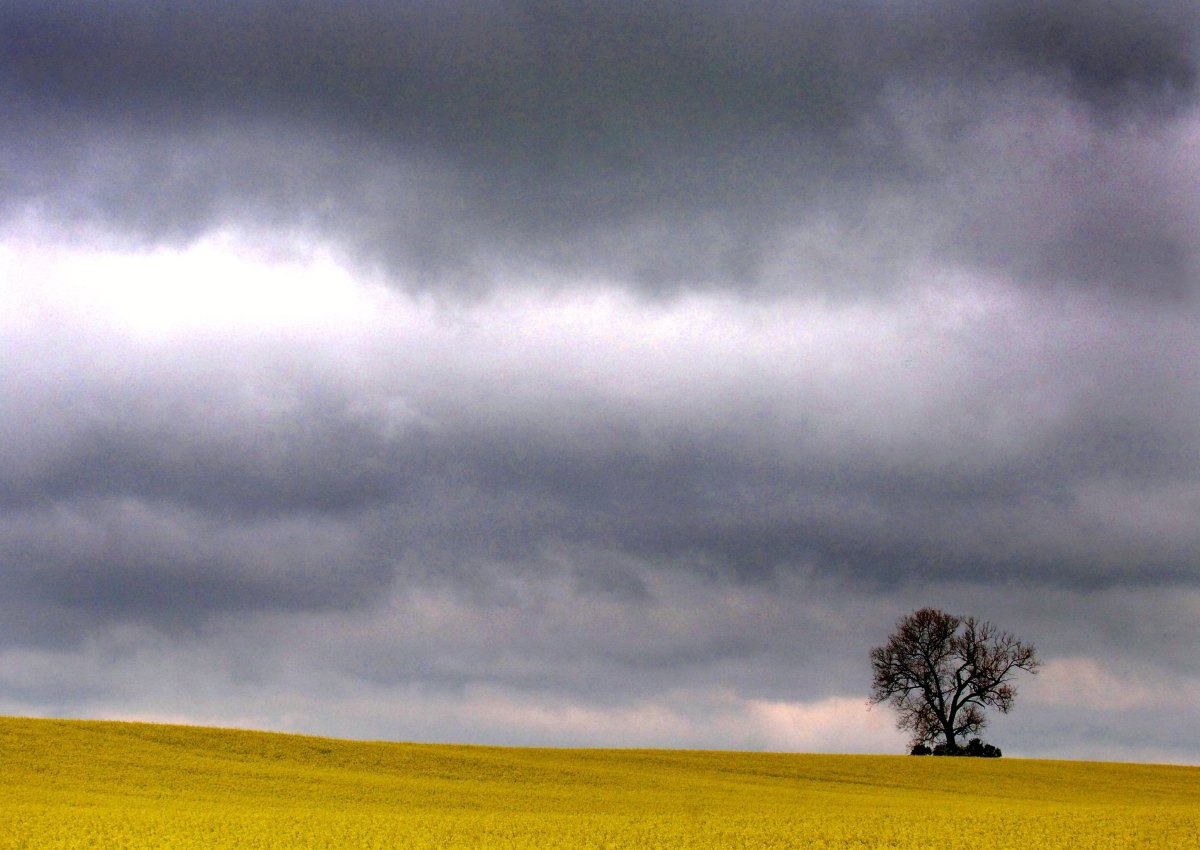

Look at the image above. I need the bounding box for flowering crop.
[1,717,1195,848]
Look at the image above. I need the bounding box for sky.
[2,1,1199,764]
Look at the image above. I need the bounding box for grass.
[1,716,1196,848]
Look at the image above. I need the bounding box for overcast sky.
[2,0,1199,763]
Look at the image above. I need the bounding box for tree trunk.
[942,721,957,750]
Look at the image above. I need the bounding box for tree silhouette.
[869,607,1039,753]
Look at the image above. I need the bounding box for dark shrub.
[965,738,1003,758]
[910,744,932,756]
[928,739,1002,757]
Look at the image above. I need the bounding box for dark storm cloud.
[3,1,1198,294]
[0,381,431,518]
[0,499,391,639]
[6,282,1198,655]
[0,326,414,641]
[3,1,1200,760]
[0,324,431,519]
[986,0,1198,109]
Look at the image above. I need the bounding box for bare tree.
[869,607,1039,752]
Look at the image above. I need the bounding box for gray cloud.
[5,282,1199,638]
[3,1,1198,295]
[1,500,390,637]
[2,1,1200,761]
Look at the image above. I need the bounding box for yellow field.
[1,716,1196,849]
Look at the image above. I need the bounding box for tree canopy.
[869,607,1039,753]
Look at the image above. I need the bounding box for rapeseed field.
[1,716,1195,848]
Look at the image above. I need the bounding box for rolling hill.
[1,716,1196,848]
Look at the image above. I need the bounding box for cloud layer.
[2,1,1199,762]
[5,0,1199,295]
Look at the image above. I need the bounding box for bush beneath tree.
[911,738,1001,757]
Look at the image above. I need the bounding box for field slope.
[1,716,1196,848]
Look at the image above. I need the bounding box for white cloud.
[1,228,388,343]
[315,687,907,753]
[1027,656,1200,713]
[739,696,905,753]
